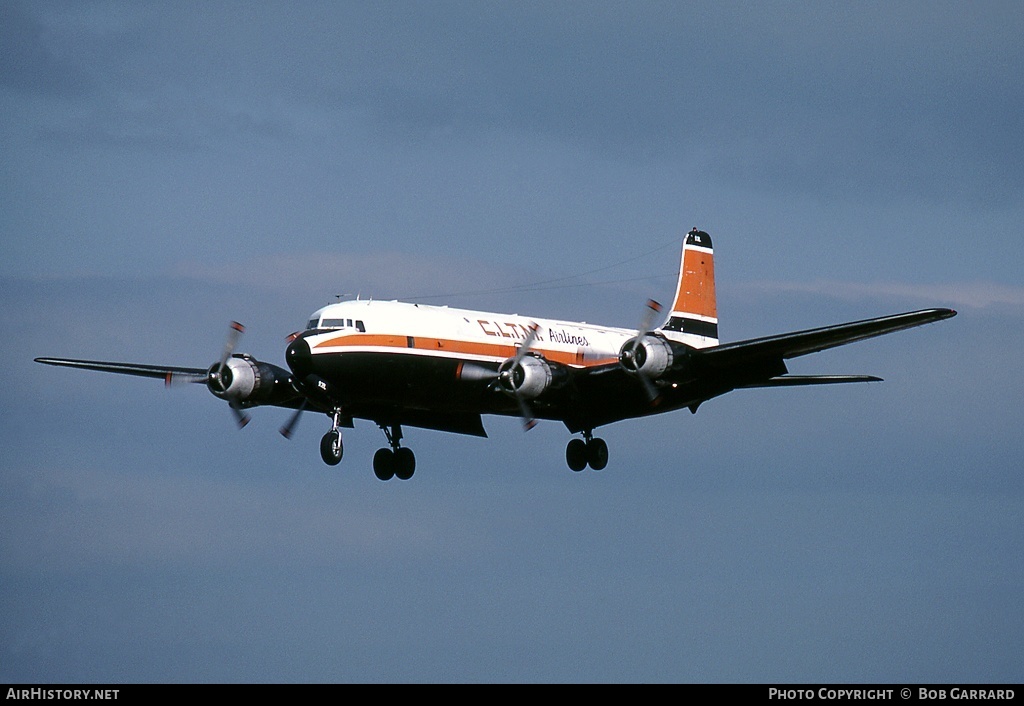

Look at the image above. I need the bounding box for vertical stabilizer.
[659,228,718,347]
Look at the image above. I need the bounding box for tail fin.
[659,228,719,347]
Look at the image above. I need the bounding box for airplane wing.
[694,307,956,372]
[34,357,209,383]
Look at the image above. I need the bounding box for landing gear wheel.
[394,447,416,480]
[586,437,609,471]
[373,448,395,481]
[320,430,343,466]
[566,438,588,472]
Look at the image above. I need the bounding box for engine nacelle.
[497,355,557,400]
[619,335,674,379]
[207,355,296,406]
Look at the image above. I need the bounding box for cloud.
[739,279,1024,311]
[9,3,1022,206]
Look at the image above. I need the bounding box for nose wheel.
[320,429,344,465]
[566,431,608,472]
[319,409,346,466]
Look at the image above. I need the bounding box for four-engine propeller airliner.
[36,229,955,480]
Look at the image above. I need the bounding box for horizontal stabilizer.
[739,375,882,388]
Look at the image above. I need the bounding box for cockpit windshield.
[305,317,365,333]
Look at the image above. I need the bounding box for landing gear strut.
[565,430,608,472]
[373,424,415,481]
[319,409,345,466]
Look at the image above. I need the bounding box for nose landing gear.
[319,408,346,466]
[315,413,415,479]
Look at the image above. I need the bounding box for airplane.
[35,228,956,480]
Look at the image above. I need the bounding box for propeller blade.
[489,323,542,431]
[511,322,540,367]
[207,321,246,394]
[229,403,251,429]
[638,299,662,338]
[279,401,307,439]
[515,325,540,430]
[515,393,538,432]
[218,321,246,370]
[633,300,664,403]
[637,370,660,403]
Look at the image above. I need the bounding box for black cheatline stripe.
[662,317,718,338]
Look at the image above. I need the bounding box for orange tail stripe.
[672,248,717,320]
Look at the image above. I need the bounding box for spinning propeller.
[619,299,664,403]
[162,321,253,428]
[497,323,541,431]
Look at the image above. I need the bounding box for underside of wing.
[368,409,489,438]
[738,374,882,387]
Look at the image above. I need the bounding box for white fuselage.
[302,299,639,370]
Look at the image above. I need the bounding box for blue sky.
[2,1,1022,683]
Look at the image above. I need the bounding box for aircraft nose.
[285,336,311,377]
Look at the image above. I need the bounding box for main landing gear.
[372,424,415,481]
[320,413,605,478]
[318,411,415,480]
[565,430,608,472]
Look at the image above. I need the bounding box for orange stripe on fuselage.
[311,333,618,368]
[671,246,716,319]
